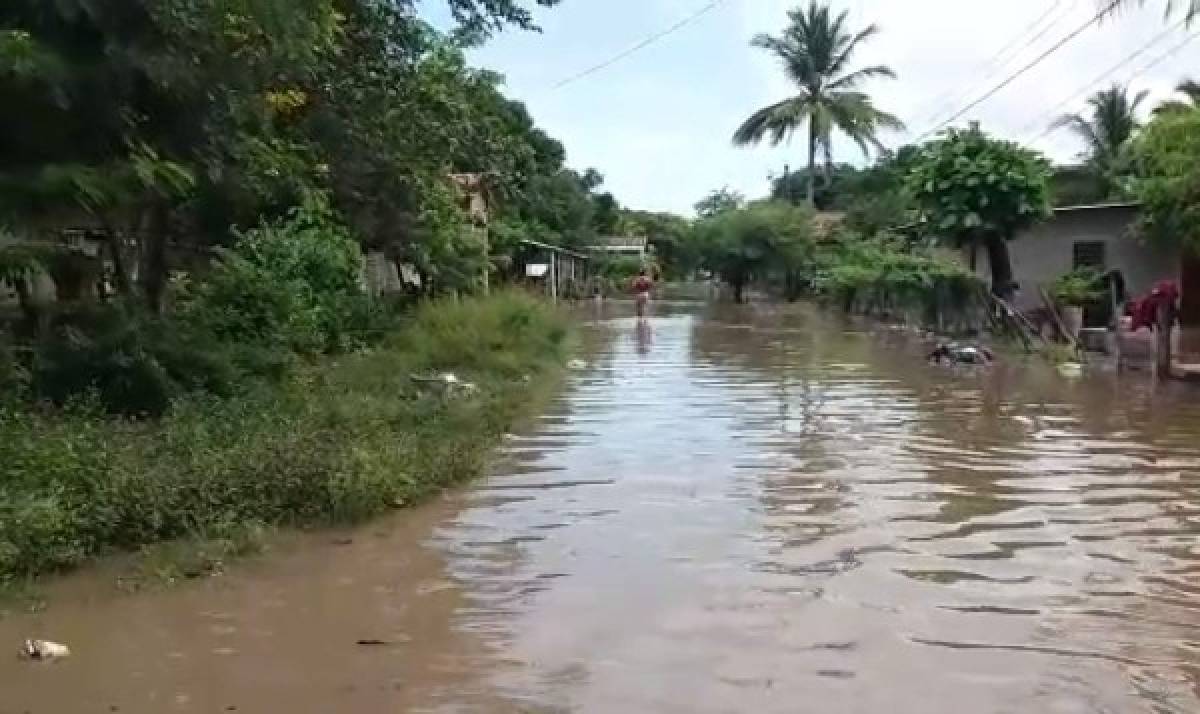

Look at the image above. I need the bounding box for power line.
[1019,17,1188,138]
[551,0,731,90]
[913,0,1124,142]
[1030,26,1200,144]
[910,0,1071,129]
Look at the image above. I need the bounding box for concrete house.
[968,202,1193,324]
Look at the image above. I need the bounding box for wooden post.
[549,252,558,304]
[1155,301,1174,379]
[1110,280,1122,372]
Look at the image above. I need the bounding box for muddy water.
[6,303,1200,713]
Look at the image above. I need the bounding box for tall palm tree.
[732,1,902,207]
[1050,84,1147,197]
[1154,78,1200,115]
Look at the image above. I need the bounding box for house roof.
[519,238,589,261]
[591,235,647,249]
[1053,201,1140,214]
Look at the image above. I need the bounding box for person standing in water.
[632,268,654,318]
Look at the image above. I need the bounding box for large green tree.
[731,1,903,206]
[908,125,1051,301]
[694,187,745,219]
[1130,109,1200,250]
[697,201,814,302]
[1050,84,1146,198]
[0,0,569,304]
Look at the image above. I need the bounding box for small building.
[967,202,1184,319]
[518,239,589,301]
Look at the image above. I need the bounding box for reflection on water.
[4,303,1200,713]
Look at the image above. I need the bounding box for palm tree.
[1154,78,1200,115]
[732,1,903,207]
[1050,84,1147,197]
[1102,0,1199,22]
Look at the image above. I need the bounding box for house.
[518,239,589,301]
[967,202,1187,322]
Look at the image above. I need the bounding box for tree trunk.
[806,122,817,208]
[101,222,132,297]
[733,280,745,304]
[12,275,46,337]
[984,233,1015,301]
[142,204,170,314]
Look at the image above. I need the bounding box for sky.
[429,0,1200,216]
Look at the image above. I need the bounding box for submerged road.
[4,303,1200,713]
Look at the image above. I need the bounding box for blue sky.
[428,0,1200,216]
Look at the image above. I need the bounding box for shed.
[518,239,589,301]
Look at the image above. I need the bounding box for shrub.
[1051,268,1105,307]
[0,292,569,578]
[28,307,288,417]
[183,192,366,353]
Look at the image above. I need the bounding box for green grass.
[0,291,570,580]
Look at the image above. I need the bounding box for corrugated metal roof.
[1053,201,1140,214]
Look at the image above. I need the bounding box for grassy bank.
[0,292,569,581]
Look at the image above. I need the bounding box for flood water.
[5,303,1200,713]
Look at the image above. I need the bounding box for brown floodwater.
[5,302,1200,713]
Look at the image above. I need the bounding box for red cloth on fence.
[1130,280,1179,331]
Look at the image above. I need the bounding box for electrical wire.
[1018,16,1188,138]
[913,0,1124,141]
[551,0,731,90]
[1030,26,1200,144]
[909,0,1071,129]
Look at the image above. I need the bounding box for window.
[1073,241,1106,270]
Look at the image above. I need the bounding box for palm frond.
[828,24,881,77]
[1177,78,1200,101]
[827,64,896,91]
[1099,0,1200,23]
[732,97,813,147]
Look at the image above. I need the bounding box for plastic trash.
[21,639,70,661]
[567,359,588,370]
[410,373,477,398]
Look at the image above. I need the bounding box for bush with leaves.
[184,193,367,353]
[811,233,985,329]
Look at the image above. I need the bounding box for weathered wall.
[969,205,1179,312]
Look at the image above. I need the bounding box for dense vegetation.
[0,1,591,581]
[1,291,568,578]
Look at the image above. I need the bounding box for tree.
[694,187,745,219]
[1050,84,1146,198]
[621,210,697,278]
[731,1,903,206]
[1102,1,1199,23]
[697,201,814,302]
[908,125,1051,301]
[1130,109,1200,250]
[1153,78,1200,115]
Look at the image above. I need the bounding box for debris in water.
[356,639,392,646]
[928,343,993,366]
[567,359,588,370]
[21,639,70,661]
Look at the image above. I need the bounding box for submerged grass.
[0,291,570,580]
